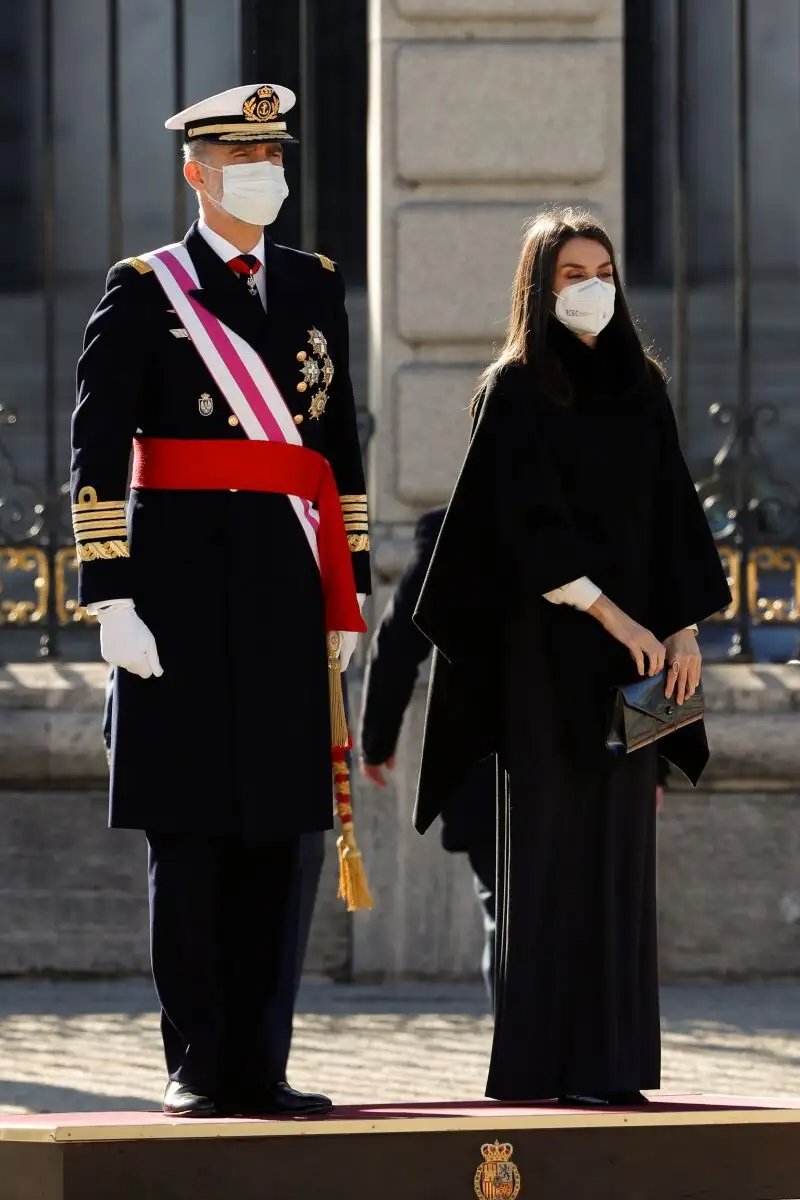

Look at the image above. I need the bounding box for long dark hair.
[473,206,661,414]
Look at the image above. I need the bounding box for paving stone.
[0,979,797,1113]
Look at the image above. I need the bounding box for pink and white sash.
[140,242,321,568]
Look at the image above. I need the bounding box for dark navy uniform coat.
[71,222,371,838]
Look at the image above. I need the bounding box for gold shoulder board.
[316,253,336,272]
[120,257,153,275]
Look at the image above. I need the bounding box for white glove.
[92,599,163,680]
[338,631,359,673]
[336,595,367,674]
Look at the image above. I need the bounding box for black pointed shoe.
[163,1080,224,1118]
[559,1090,648,1108]
[234,1082,333,1117]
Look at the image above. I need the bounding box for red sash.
[131,437,366,635]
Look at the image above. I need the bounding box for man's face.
[187,141,285,202]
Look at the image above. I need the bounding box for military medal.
[298,328,335,419]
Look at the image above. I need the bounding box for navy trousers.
[105,670,325,1090]
[149,831,325,1091]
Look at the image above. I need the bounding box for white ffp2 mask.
[204,161,289,227]
[554,277,616,337]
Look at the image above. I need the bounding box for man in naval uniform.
[70,83,371,1117]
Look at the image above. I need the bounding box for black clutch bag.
[606,669,704,755]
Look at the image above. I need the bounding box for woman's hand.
[587,595,666,676]
[663,629,702,705]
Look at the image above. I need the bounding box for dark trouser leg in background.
[262,831,326,1082]
[467,841,497,1012]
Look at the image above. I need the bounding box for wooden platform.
[3,1095,800,1199]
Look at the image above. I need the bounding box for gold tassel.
[337,829,374,912]
[327,632,373,911]
[327,632,349,749]
[333,754,374,912]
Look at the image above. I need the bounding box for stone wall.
[368,0,624,527]
[0,662,799,982]
[0,664,347,979]
[359,0,626,977]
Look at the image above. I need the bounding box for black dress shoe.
[559,1090,649,1108]
[163,1079,224,1118]
[234,1081,333,1117]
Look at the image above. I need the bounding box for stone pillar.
[354,0,625,978]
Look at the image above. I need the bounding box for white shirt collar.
[198,219,265,267]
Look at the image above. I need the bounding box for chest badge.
[297,328,334,420]
[198,393,214,416]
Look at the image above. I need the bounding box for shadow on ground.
[0,1079,158,1113]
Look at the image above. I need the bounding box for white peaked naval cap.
[165,83,298,144]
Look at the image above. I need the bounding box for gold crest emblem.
[474,1142,521,1200]
[242,84,281,123]
[198,393,214,416]
[297,328,335,420]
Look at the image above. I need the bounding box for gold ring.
[672,660,680,673]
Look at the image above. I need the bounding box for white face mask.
[203,160,289,227]
[554,276,616,337]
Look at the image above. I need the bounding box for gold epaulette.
[316,253,336,272]
[119,256,153,275]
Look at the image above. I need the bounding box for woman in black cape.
[413,208,731,1107]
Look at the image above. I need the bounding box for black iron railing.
[0,0,794,660]
[0,0,371,661]
[668,0,800,659]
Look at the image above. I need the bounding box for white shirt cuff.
[543,577,602,612]
[86,598,134,617]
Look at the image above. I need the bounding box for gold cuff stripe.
[72,501,126,514]
[340,495,368,504]
[341,504,368,513]
[348,534,370,553]
[343,520,369,531]
[76,540,130,562]
[75,528,129,543]
[74,523,128,537]
[73,508,126,520]
[73,510,127,524]
[188,120,287,138]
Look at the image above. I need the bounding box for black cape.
[413,324,732,835]
[413,323,731,1099]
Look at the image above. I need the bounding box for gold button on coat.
[297,382,307,393]
[294,414,304,425]
[228,415,239,427]
[296,351,307,362]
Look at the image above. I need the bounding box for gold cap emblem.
[474,1142,521,1200]
[243,84,281,123]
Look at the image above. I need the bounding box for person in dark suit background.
[101,671,325,1086]
[358,508,497,1005]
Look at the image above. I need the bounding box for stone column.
[353,0,625,978]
